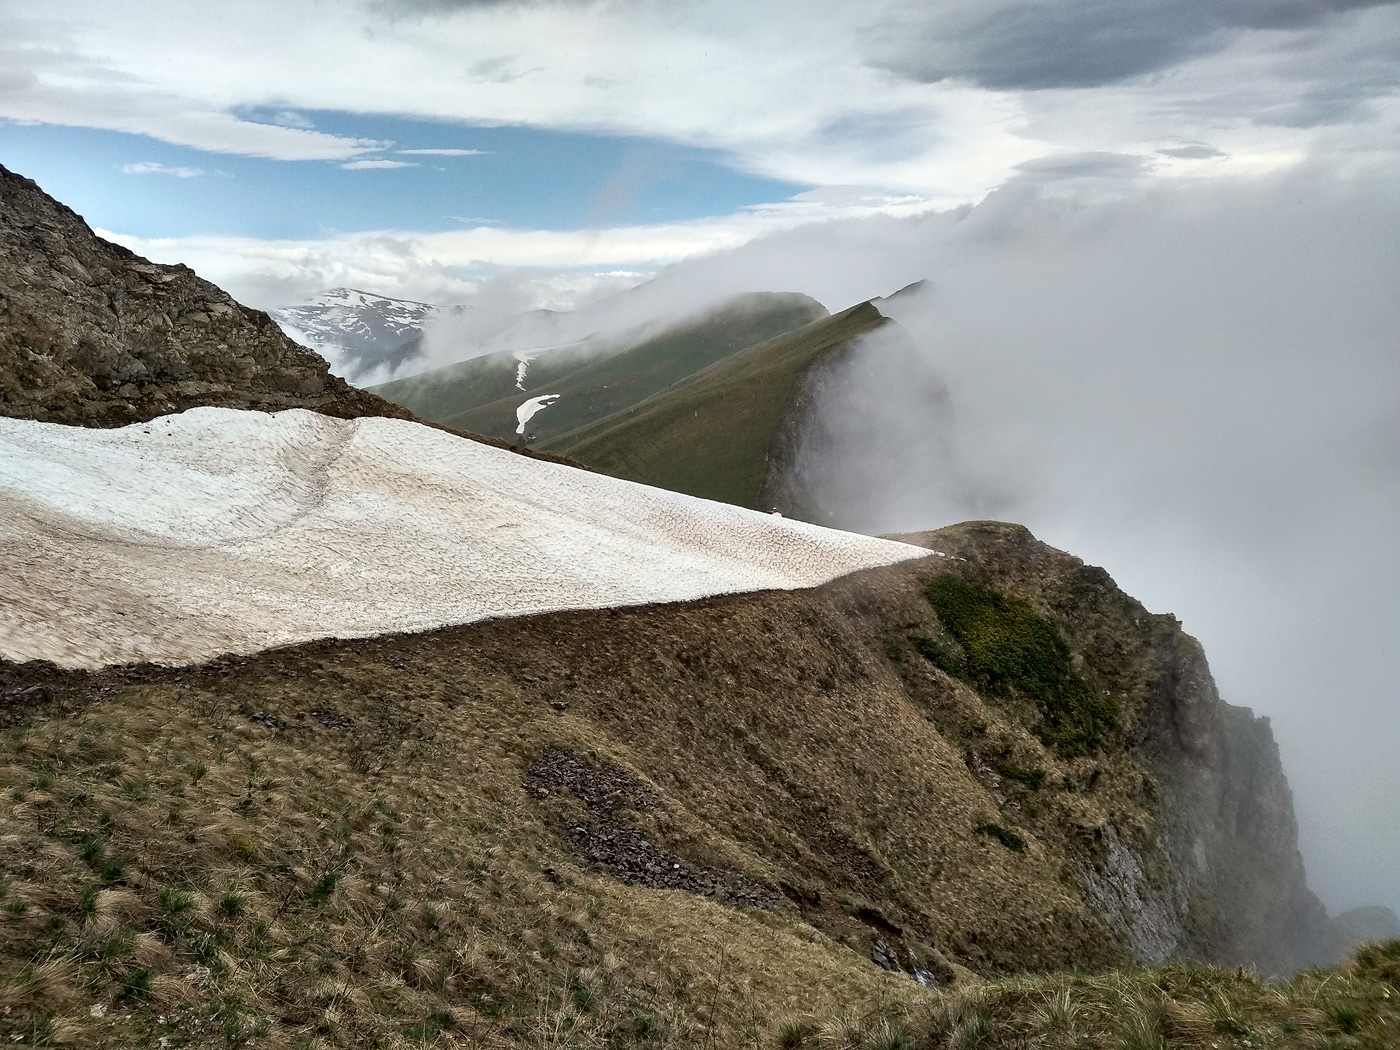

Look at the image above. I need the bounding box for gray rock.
[0,163,415,429]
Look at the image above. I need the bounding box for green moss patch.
[975,823,1027,853]
[922,576,1118,756]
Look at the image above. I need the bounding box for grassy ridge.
[370,294,825,444]
[551,302,886,510]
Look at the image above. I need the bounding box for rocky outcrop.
[902,521,1340,973]
[0,164,415,428]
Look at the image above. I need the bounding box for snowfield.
[0,409,928,669]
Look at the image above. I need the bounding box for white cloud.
[268,109,314,129]
[121,161,203,177]
[11,0,1392,199]
[95,189,940,309]
[340,158,418,169]
[396,147,485,155]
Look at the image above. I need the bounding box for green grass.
[554,301,887,510]
[921,576,1118,757]
[974,823,1027,853]
[371,293,824,443]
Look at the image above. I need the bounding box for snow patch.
[516,394,561,434]
[514,353,535,391]
[0,409,929,669]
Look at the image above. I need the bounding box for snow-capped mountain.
[271,288,460,381]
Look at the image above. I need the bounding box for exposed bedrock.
[0,165,413,428]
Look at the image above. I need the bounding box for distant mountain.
[550,300,889,513]
[1333,905,1400,952]
[371,291,826,445]
[270,288,458,381]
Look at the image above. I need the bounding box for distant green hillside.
[548,301,887,510]
[369,292,824,444]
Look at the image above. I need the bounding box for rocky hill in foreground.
[0,164,409,427]
[0,520,1355,1047]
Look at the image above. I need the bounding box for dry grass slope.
[783,945,1400,1049]
[0,522,1365,1048]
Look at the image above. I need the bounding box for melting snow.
[514,353,534,391]
[0,409,928,669]
[516,394,561,434]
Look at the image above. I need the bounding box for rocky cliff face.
[900,522,1339,974]
[0,164,412,428]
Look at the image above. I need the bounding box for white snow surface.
[0,408,928,670]
[515,394,561,434]
[514,354,534,391]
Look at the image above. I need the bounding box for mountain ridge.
[0,161,1391,1050]
[270,287,456,382]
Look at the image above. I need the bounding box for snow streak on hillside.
[0,409,927,669]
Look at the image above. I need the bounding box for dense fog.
[568,163,1400,918]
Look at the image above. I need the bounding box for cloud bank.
[501,163,1396,919]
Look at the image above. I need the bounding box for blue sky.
[0,113,808,240]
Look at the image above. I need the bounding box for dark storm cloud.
[877,0,1398,90]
